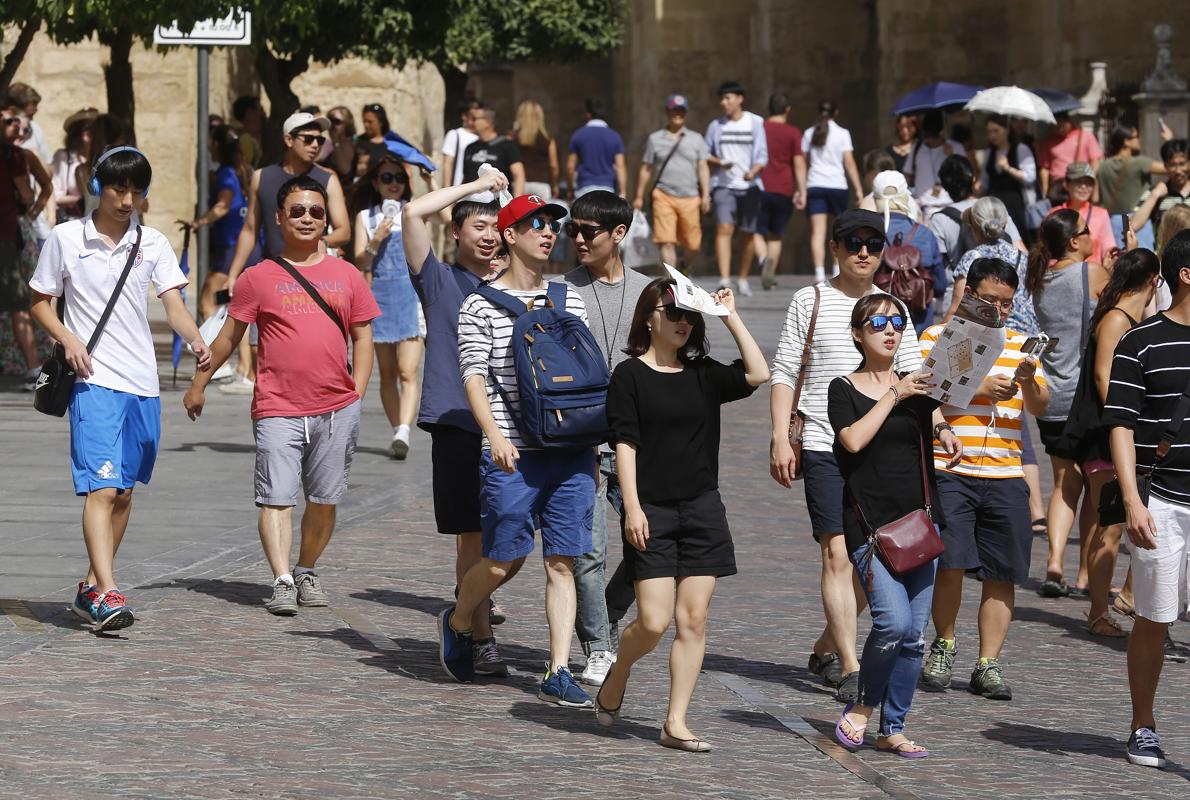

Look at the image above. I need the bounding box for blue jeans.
[575,451,620,653]
[851,542,937,736]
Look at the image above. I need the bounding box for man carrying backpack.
[438,194,599,710]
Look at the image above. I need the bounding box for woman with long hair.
[75,113,129,217]
[1058,248,1159,635]
[1027,208,1111,598]
[358,102,393,166]
[829,293,961,758]
[324,105,358,182]
[352,153,424,459]
[886,114,917,174]
[513,100,558,199]
[595,278,768,751]
[981,114,1035,240]
[803,100,863,283]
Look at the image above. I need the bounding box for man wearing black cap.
[768,208,924,703]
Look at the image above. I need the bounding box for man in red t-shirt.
[751,93,807,290]
[185,175,379,615]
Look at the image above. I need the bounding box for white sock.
[293,566,315,577]
[274,573,295,587]
[395,424,410,441]
[813,265,826,283]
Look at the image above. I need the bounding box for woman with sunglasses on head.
[352,153,424,459]
[595,277,768,752]
[1026,208,1111,598]
[323,106,357,183]
[358,103,393,167]
[829,293,961,758]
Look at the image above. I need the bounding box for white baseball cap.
[282,112,331,136]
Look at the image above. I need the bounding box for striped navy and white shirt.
[1103,313,1190,507]
[458,284,588,450]
[771,282,923,453]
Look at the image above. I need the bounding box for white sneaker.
[579,650,616,687]
[716,277,733,290]
[219,374,255,395]
[391,430,410,460]
[737,278,753,296]
[210,361,235,382]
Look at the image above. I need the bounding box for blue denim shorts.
[480,448,596,561]
[802,449,845,540]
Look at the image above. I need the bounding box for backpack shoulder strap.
[475,283,527,317]
[938,206,963,224]
[546,281,567,309]
[450,265,477,300]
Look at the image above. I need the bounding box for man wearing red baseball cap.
[439,194,598,709]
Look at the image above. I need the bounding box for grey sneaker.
[920,637,957,692]
[295,571,329,607]
[579,650,616,687]
[265,580,299,615]
[473,638,509,677]
[760,257,777,290]
[968,658,1013,700]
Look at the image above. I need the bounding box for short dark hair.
[1161,229,1190,292]
[1107,126,1137,157]
[938,154,976,201]
[768,92,791,116]
[451,199,500,229]
[849,293,907,357]
[862,149,896,175]
[570,190,632,232]
[94,147,151,193]
[232,95,261,121]
[276,175,329,211]
[584,97,606,119]
[966,257,1020,291]
[1161,138,1190,163]
[624,278,708,363]
[457,96,480,117]
[718,81,746,97]
[6,82,39,108]
[922,109,945,137]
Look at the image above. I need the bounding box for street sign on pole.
[153,12,252,46]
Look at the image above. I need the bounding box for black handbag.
[34,226,142,417]
[1099,382,1190,526]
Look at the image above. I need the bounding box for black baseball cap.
[832,209,886,241]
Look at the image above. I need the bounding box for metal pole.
[196,45,210,320]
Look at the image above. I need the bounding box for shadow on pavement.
[350,587,445,616]
[1013,605,1129,652]
[165,441,256,454]
[506,699,657,741]
[138,578,268,607]
[16,600,91,632]
[981,721,1190,781]
[701,650,834,700]
[719,707,792,732]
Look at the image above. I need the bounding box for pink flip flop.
[834,703,864,751]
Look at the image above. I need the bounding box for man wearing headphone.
[29,145,211,631]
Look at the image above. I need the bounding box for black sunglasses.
[286,203,326,221]
[655,304,699,324]
[295,133,327,146]
[564,222,608,240]
[378,171,406,184]
[861,314,906,332]
[528,217,561,234]
[843,235,885,254]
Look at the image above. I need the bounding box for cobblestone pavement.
[0,280,1187,799]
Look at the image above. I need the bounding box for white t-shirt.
[909,139,968,196]
[29,216,187,397]
[717,116,757,190]
[802,120,854,191]
[443,126,479,187]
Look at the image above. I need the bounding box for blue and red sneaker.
[72,581,100,622]
[92,590,135,632]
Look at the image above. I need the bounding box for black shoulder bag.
[34,226,142,417]
[1099,381,1190,526]
[276,258,353,374]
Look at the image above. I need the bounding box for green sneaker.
[969,658,1013,700]
[919,637,957,692]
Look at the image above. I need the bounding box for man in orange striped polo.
[918,258,1050,701]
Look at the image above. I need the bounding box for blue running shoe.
[538,665,593,708]
[1126,727,1167,768]
[72,581,99,622]
[92,590,134,632]
[437,605,474,683]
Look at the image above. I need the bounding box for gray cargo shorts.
[252,399,361,507]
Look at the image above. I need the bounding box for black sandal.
[1032,518,1048,536]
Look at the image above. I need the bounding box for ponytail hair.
[811,99,837,148]
[1090,248,1160,330]
[1027,208,1082,295]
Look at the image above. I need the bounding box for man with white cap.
[222,111,352,394]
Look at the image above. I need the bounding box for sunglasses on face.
[528,216,561,234]
[2,116,21,127]
[655,304,699,324]
[378,171,406,184]
[843,236,885,254]
[286,203,326,221]
[365,104,383,113]
[862,314,907,332]
[295,133,326,146]
[1075,226,1092,238]
[564,222,607,240]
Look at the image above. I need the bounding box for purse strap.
[276,257,353,374]
[650,131,685,191]
[790,285,821,420]
[83,225,142,354]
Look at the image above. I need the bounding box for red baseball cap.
[497,194,569,233]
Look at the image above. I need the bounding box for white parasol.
[964,86,1056,124]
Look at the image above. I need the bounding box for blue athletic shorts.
[68,383,161,496]
[479,448,596,561]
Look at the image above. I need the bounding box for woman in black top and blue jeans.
[596,277,768,752]
[828,293,961,758]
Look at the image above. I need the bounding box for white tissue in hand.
[474,163,514,207]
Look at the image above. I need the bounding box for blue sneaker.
[1126,727,1167,768]
[72,581,100,622]
[437,606,474,683]
[92,590,135,632]
[538,664,594,708]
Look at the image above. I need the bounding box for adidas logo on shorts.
[96,460,118,480]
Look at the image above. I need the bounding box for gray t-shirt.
[642,127,708,198]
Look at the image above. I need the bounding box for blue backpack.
[474,282,611,449]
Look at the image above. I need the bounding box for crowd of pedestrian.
[7,77,1190,771]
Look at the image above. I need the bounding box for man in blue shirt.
[567,98,627,201]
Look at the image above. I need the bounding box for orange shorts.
[651,190,703,251]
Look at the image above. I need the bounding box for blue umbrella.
[1030,88,1082,115]
[890,82,984,115]
[171,225,190,384]
[383,131,436,173]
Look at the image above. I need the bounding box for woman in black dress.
[828,293,961,758]
[595,278,769,752]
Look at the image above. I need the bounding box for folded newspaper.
[663,264,730,317]
[921,294,1006,408]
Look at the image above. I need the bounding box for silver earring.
[647,324,653,331]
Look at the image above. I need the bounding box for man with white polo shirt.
[29,146,210,632]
